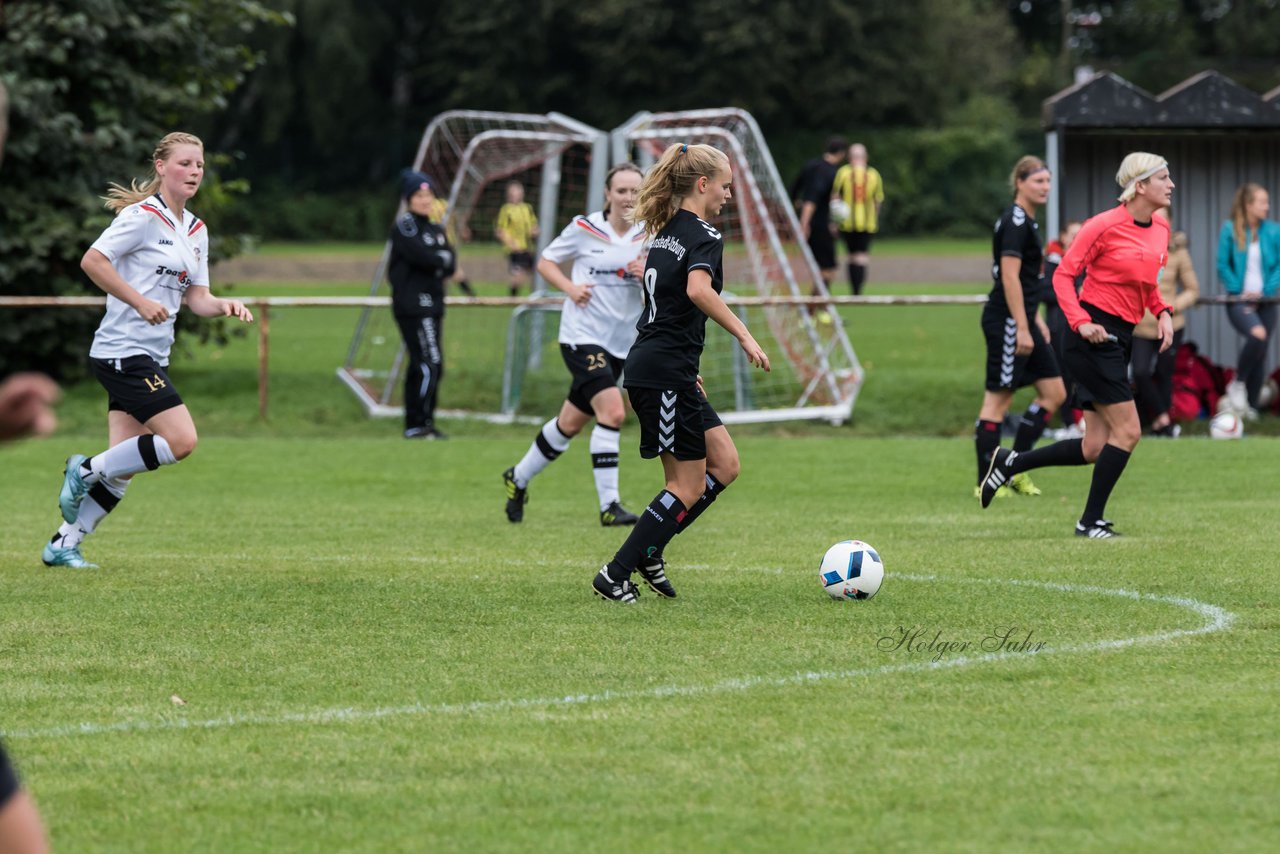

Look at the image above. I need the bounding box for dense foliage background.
[2,0,1278,372]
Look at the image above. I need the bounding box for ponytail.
[629,143,728,237]
[103,132,203,213]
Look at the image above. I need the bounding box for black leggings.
[1131,328,1183,423]
[1226,302,1278,408]
[395,314,444,430]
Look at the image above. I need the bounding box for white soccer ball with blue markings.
[820,540,884,600]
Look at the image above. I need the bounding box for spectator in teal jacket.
[1217,183,1280,416]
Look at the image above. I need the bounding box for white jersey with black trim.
[89,195,210,365]
[540,210,647,359]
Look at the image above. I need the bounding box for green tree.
[0,0,289,378]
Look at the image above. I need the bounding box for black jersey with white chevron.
[623,209,724,389]
[987,203,1044,316]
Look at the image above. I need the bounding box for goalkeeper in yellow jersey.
[495,180,540,296]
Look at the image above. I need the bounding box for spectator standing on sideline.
[412,173,475,297]
[389,170,457,440]
[794,137,847,290]
[831,143,884,295]
[496,180,540,297]
[1217,182,1280,418]
[1132,209,1199,435]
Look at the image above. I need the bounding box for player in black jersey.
[973,156,1066,500]
[592,143,770,603]
[390,171,457,440]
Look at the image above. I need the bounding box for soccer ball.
[819,540,884,600]
[1209,411,1243,439]
[829,198,851,224]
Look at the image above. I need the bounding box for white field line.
[3,573,1235,741]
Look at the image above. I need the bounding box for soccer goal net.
[339,110,608,419]
[341,108,863,425]
[613,109,863,424]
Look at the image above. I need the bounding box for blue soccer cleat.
[59,454,90,524]
[41,542,99,569]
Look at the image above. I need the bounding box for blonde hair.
[103,132,204,213]
[629,143,729,237]
[602,161,643,217]
[1229,182,1266,250]
[1115,152,1168,203]
[1009,155,1048,197]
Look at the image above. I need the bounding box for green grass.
[2,434,1277,851]
[6,275,1278,848]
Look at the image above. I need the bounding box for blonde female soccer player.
[503,163,647,527]
[45,132,253,568]
[592,143,770,603]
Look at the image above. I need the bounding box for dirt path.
[215,252,987,285]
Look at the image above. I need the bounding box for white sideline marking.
[3,574,1235,741]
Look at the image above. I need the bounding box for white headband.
[1121,162,1167,195]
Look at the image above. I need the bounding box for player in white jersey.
[503,163,649,527]
[43,132,253,569]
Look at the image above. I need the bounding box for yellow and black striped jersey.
[831,165,885,233]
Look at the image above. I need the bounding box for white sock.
[84,434,177,483]
[513,418,572,487]
[51,522,86,549]
[76,476,129,535]
[590,424,621,510]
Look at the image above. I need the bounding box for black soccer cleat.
[405,424,447,440]
[979,448,1018,509]
[502,467,527,523]
[1075,519,1121,539]
[592,567,640,603]
[637,554,676,598]
[599,500,640,527]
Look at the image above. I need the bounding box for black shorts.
[841,231,873,254]
[91,355,184,423]
[1,742,18,808]
[981,304,1061,392]
[627,385,723,461]
[1063,302,1135,410]
[508,251,534,274]
[808,228,837,270]
[561,343,625,414]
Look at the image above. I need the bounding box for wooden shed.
[1043,70,1280,367]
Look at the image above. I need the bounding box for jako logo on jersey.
[650,235,686,260]
[158,239,174,246]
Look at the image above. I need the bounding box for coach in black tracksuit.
[390,171,456,440]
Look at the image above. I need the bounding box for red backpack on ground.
[1170,342,1230,422]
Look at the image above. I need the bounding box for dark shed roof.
[1043,70,1280,129]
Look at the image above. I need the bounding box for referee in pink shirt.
[981,152,1175,538]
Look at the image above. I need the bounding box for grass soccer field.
[3,261,1278,850]
[1,432,1277,851]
